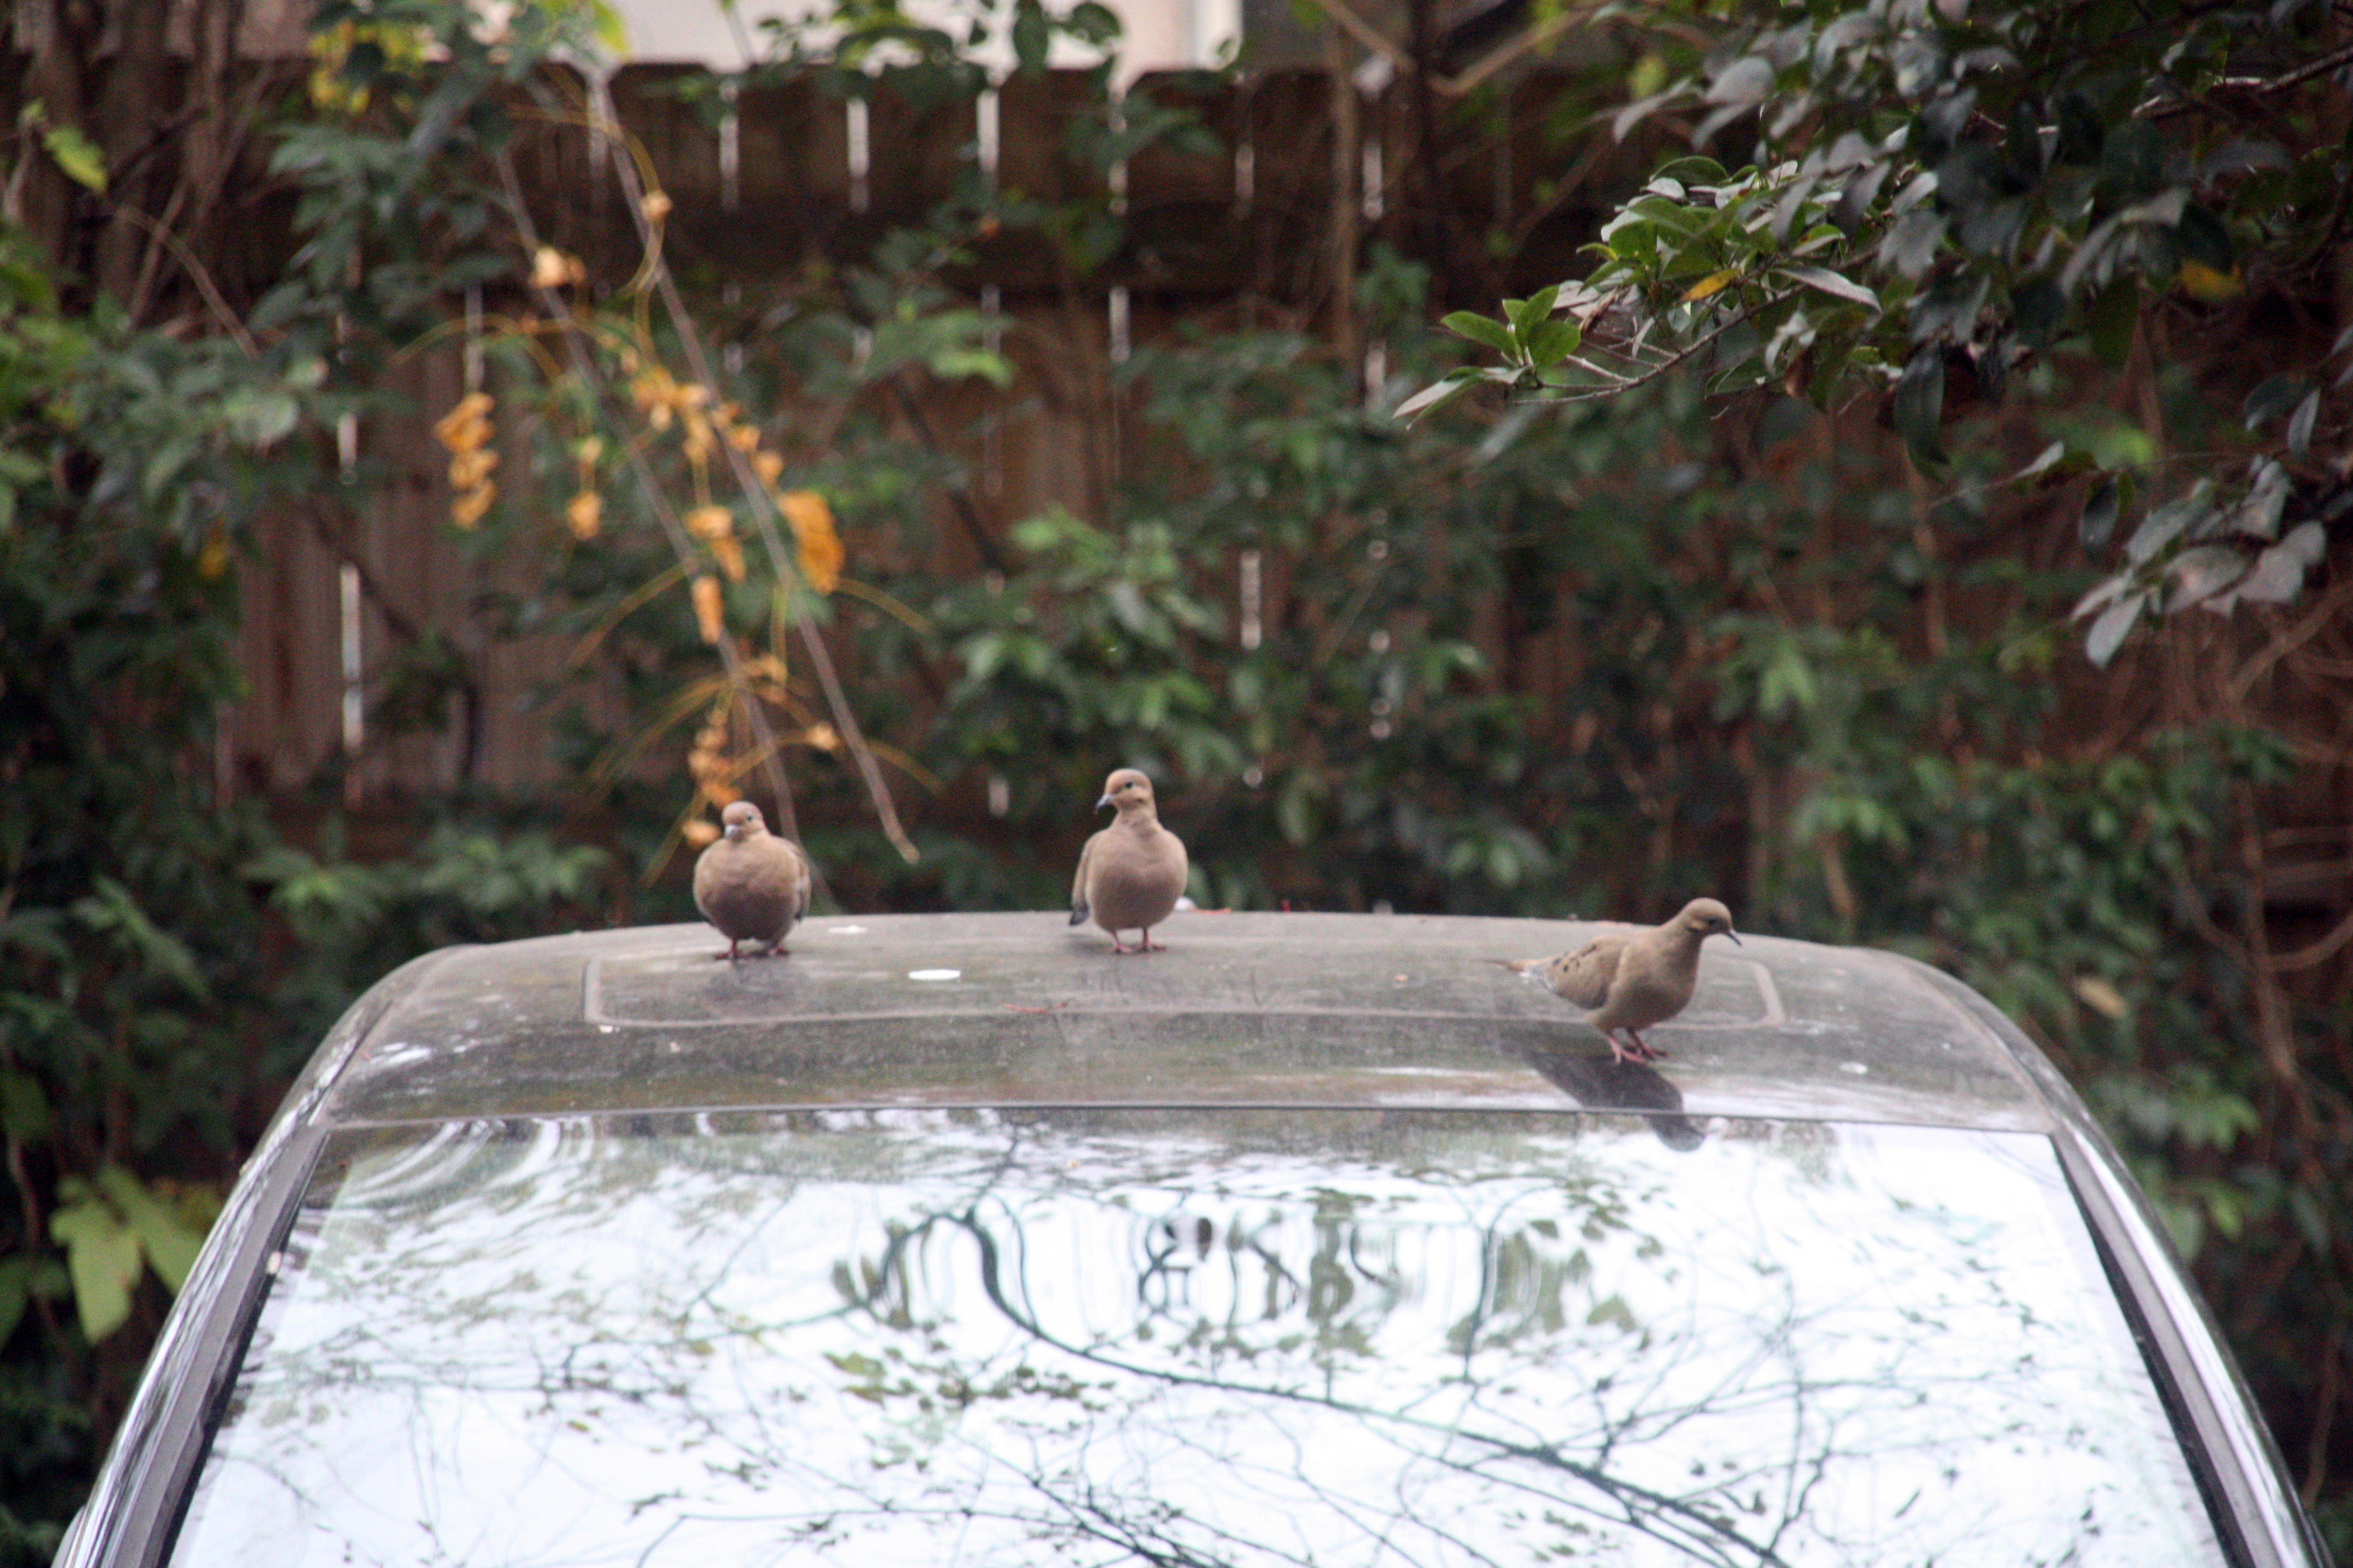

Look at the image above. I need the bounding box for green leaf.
[1778,264,1879,311]
[2241,374,2312,430]
[2085,276,2139,370]
[96,1167,210,1294]
[1704,56,1773,107]
[2163,545,2246,612]
[2011,274,2064,349]
[50,1195,141,1342]
[41,125,107,193]
[2079,476,2121,547]
[0,1255,30,1348]
[0,1071,49,1142]
[2286,390,2318,459]
[2172,203,2233,272]
[71,876,207,998]
[1891,344,1946,471]
[2083,590,2147,666]
[1439,312,1517,358]
[1010,0,1050,73]
[1524,318,1582,369]
[1395,367,1506,422]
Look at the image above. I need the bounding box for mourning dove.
[692,800,811,962]
[1069,768,1188,953]
[1500,898,1739,1063]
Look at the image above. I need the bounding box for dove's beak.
[1096,793,1113,810]
[1727,930,1743,945]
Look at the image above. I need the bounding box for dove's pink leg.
[1140,928,1165,952]
[1625,1029,1666,1062]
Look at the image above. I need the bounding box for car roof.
[315,912,2056,1132]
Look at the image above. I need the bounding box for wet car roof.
[321,912,2051,1131]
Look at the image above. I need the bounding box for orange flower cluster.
[691,574,726,645]
[530,246,586,291]
[432,392,497,529]
[683,695,739,843]
[686,505,745,582]
[566,435,603,540]
[779,490,843,594]
[618,362,845,595]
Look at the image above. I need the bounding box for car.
[57,911,2328,1567]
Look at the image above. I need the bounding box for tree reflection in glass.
[169,1109,2223,1567]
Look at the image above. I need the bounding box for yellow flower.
[779,490,843,594]
[566,490,602,540]
[640,190,673,224]
[451,480,496,529]
[530,246,585,289]
[448,447,499,490]
[630,367,677,427]
[691,574,724,643]
[197,525,232,580]
[433,391,493,452]
[2177,261,2242,302]
[685,504,733,541]
[682,818,721,847]
[711,534,746,582]
[751,451,784,486]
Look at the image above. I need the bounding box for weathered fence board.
[212,55,1670,799]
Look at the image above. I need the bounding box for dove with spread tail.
[1500,898,1739,1063]
[1070,768,1188,953]
[693,800,812,962]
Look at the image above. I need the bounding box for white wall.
[604,0,1239,80]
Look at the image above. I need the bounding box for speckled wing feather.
[1070,833,1098,925]
[1540,935,1626,1010]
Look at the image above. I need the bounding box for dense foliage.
[1418,0,2350,669]
[2,0,2348,1558]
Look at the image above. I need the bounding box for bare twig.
[2137,42,2353,118]
[108,204,258,354]
[2228,577,2353,704]
[582,73,920,864]
[492,145,813,862]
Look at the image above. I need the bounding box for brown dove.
[1069,768,1188,953]
[692,800,812,962]
[1500,898,1739,1063]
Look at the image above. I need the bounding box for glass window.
[170,1109,2222,1567]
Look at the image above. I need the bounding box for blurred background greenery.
[2,0,2348,1557]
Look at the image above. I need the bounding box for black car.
[59,912,2327,1566]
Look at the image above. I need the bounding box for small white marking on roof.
[1841,1061,1870,1075]
[830,925,870,934]
[909,969,961,981]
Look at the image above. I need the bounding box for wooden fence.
[223,58,1654,800]
[112,54,2345,925]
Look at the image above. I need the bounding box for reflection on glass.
[171,1110,2222,1567]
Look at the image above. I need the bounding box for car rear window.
[168,1109,2224,1567]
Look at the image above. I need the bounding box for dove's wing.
[1545,936,1625,1011]
[1070,830,1100,925]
